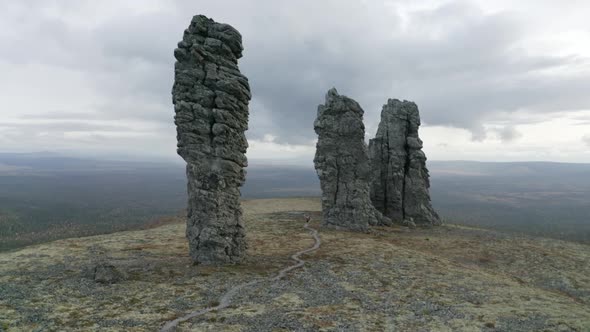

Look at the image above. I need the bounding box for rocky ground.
[1,197,589,331]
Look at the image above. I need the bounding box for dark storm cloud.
[237,1,589,142]
[1,0,589,145]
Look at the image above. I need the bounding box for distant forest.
[1,153,589,251]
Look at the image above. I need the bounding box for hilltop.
[1,198,589,331]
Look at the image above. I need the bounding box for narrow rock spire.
[172,15,250,264]
[369,99,441,226]
[314,88,391,231]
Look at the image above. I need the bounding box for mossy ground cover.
[0,198,588,331]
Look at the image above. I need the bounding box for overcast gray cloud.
[491,126,522,142]
[0,0,589,161]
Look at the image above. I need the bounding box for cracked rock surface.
[172,15,250,264]
[369,99,441,226]
[313,88,390,231]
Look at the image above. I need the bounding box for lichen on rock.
[369,99,441,226]
[172,15,250,264]
[313,88,390,231]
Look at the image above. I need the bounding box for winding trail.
[160,223,321,332]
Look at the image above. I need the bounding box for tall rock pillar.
[172,15,251,264]
[369,99,441,226]
[314,88,390,231]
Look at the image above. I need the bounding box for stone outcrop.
[93,262,123,284]
[172,15,250,264]
[314,88,390,231]
[369,99,441,226]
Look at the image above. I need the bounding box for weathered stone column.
[172,15,250,264]
[369,99,441,226]
[314,88,390,231]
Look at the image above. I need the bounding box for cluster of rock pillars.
[173,15,441,265]
[314,89,441,232]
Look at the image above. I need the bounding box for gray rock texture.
[314,88,390,231]
[93,263,123,284]
[172,15,250,264]
[369,99,441,226]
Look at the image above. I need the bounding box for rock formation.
[369,99,441,226]
[172,15,250,264]
[314,88,390,231]
[93,262,123,284]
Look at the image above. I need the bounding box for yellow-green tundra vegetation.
[0,198,589,331]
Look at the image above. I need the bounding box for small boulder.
[93,263,123,284]
[402,218,417,229]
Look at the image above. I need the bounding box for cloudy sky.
[1,0,589,164]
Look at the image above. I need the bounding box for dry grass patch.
[1,197,589,331]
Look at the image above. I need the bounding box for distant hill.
[428,161,590,244]
[0,153,187,251]
[0,152,589,250]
